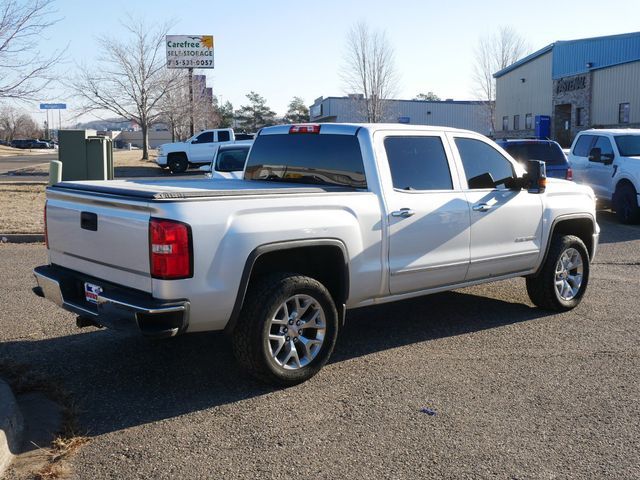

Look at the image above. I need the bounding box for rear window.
[615,135,640,157]
[244,133,366,188]
[215,148,249,172]
[503,143,566,165]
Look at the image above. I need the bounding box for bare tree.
[0,0,63,100]
[69,17,180,160]
[473,26,530,133]
[341,22,398,123]
[0,105,40,140]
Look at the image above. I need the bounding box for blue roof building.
[494,31,640,146]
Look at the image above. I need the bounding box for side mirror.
[525,160,546,194]
[602,153,615,165]
[588,147,602,162]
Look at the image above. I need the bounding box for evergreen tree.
[216,100,234,128]
[235,92,276,132]
[283,97,310,123]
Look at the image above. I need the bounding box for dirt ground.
[0,150,160,234]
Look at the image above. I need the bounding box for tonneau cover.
[50,178,357,200]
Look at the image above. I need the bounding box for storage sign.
[166,35,214,69]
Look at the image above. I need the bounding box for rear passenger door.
[378,132,471,294]
[448,134,543,281]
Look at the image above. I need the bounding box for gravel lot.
[0,212,639,479]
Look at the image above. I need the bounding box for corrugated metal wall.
[592,61,640,125]
[495,52,553,132]
[321,98,492,134]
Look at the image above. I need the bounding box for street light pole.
[188,67,194,137]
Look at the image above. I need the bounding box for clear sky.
[22,0,640,126]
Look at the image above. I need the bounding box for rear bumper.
[33,265,190,338]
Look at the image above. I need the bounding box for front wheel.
[231,273,339,386]
[613,183,640,224]
[526,235,590,311]
[168,154,188,174]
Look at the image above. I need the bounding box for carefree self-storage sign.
[166,35,214,69]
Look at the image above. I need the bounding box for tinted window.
[216,148,249,172]
[244,133,366,188]
[573,135,594,157]
[384,136,452,190]
[593,136,614,159]
[455,138,514,189]
[504,142,566,165]
[217,131,231,142]
[193,131,213,144]
[615,135,640,156]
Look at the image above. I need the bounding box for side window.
[455,138,515,189]
[217,131,231,142]
[384,136,453,191]
[594,136,614,157]
[573,135,594,157]
[193,131,213,144]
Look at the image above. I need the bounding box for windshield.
[614,135,640,157]
[503,142,566,165]
[215,148,249,172]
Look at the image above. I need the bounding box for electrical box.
[58,130,114,181]
[535,115,551,140]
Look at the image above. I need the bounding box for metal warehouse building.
[309,96,492,135]
[495,31,640,146]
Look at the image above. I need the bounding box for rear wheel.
[613,182,640,224]
[168,153,188,174]
[526,234,590,311]
[231,273,339,386]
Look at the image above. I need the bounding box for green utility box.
[58,130,114,181]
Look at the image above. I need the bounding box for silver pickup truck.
[34,124,599,385]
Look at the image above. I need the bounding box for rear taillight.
[44,201,48,248]
[566,167,573,181]
[149,218,193,280]
[289,124,320,134]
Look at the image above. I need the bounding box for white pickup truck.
[568,128,640,224]
[34,124,599,386]
[156,128,235,173]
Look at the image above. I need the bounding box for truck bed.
[50,177,357,201]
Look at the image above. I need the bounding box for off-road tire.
[168,153,188,174]
[231,273,339,387]
[526,234,590,311]
[613,182,640,224]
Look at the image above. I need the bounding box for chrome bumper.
[33,265,189,338]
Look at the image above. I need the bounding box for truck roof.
[259,123,474,136]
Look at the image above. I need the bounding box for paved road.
[1,213,639,479]
[0,152,56,174]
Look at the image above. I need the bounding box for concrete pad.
[0,378,23,477]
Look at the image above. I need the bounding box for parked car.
[34,123,599,386]
[30,140,51,149]
[198,143,253,179]
[0,139,10,146]
[496,139,572,180]
[156,128,236,174]
[10,139,33,149]
[568,129,640,224]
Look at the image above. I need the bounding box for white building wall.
[592,61,640,125]
[495,51,553,132]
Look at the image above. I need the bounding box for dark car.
[496,139,572,180]
[10,139,32,149]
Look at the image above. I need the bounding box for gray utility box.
[58,130,114,181]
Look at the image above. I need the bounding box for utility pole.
[188,67,194,137]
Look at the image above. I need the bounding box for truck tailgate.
[46,190,152,292]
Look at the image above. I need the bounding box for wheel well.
[167,152,187,160]
[615,178,636,195]
[247,245,348,307]
[551,218,594,259]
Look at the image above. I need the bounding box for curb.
[0,234,45,244]
[0,378,24,477]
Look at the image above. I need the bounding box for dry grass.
[0,149,161,234]
[0,363,89,479]
[0,183,46,233]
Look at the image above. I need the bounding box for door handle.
[391,208,415,218]
[472,203,492,212]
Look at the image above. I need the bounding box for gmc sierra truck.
[34,124,599,386]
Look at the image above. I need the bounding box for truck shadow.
[0,289,551,437]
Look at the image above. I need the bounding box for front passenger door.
[450,135,543,281]
[189,131,215,163]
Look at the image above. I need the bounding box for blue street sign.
[398,116,411,124]
[40,103,67,110]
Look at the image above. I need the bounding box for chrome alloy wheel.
[267,294,326,370]
[554,247,584,301]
